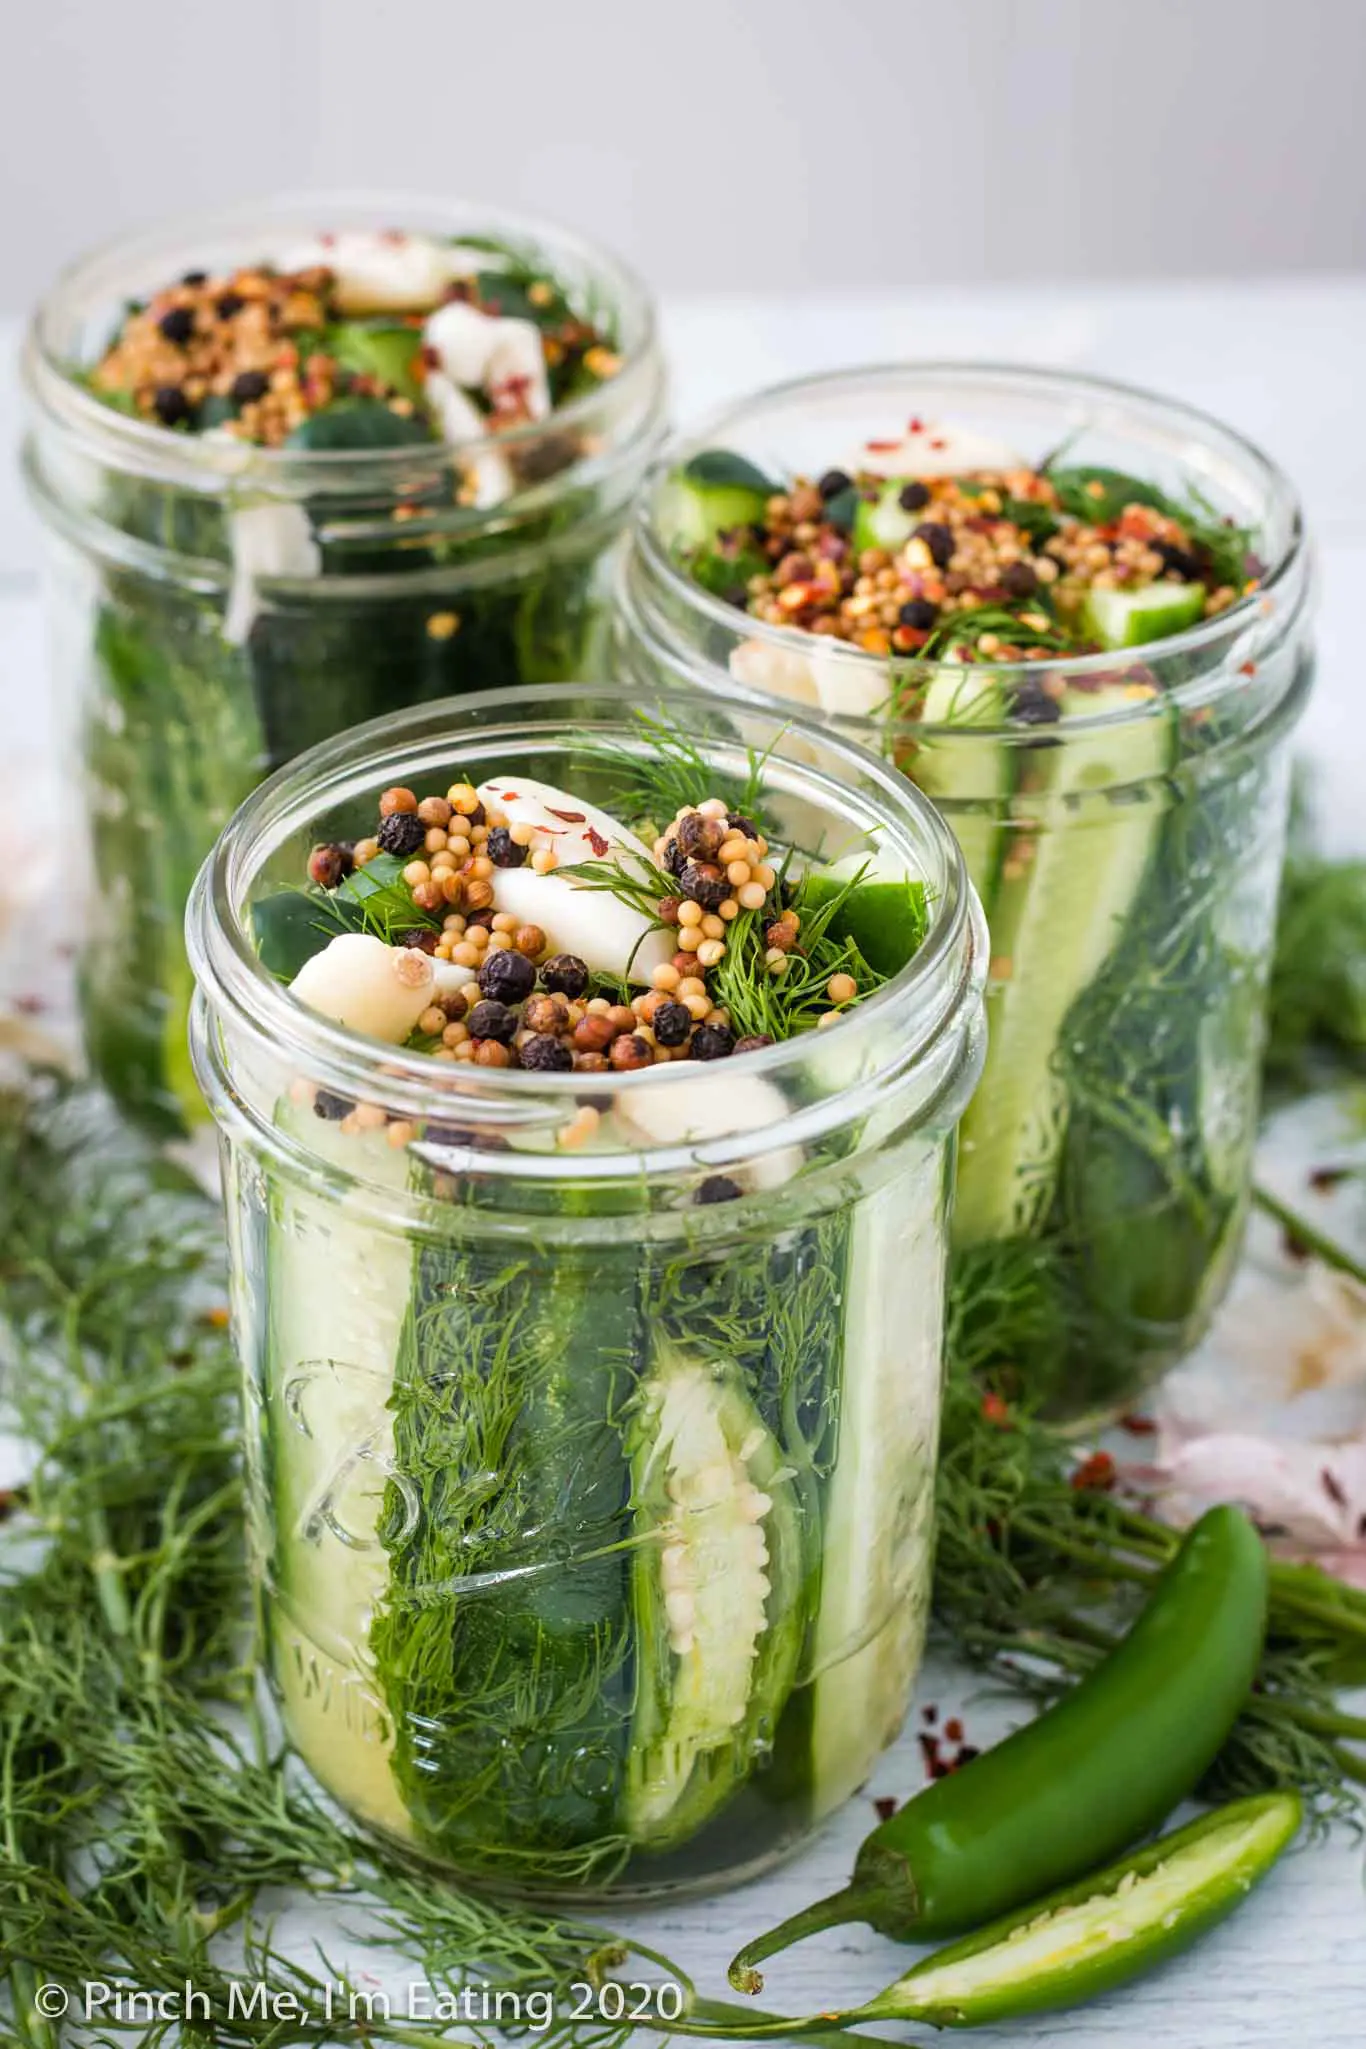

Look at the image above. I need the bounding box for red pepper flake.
[917,1731,951,1780]
[548,808,587,823]
[1322,1467,1348,1509]
[929,437,947,451]
[981,1391,1011,1428]
[873,1795,899,1822]
[585,826,610,857]
[14,993,44,1015]
[907,417,925,433]
[1119,1411,1158,1436]
[420,343,441,370]
[1309,1165,1352,1192]
[921,1703,938,1725]
[867,438,904,454]
[944,1717,963,1743]
[1239,661,1257,677]
[1071,1450,1117,1492]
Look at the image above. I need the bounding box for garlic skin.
[476,777,675,983]
[290,933,434,1043]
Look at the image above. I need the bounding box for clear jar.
[617,365,1315,1425]
[187,683,986,1898]
[23,195,666,1133]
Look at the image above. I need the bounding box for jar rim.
[23,189,661,495]
[628,360,1308,729]
[187,681,985,1166]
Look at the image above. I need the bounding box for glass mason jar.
[617,365,1315,1425]
[23,195,666,1133]
[187,683,986,1898]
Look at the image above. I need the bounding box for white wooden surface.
[3,280,1366,2045]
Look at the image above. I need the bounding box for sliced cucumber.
[952,685,1176,1248]
[264,1095,415,1841]
[851,479,918,556]
[799,859,930,977]
[1081,580,1205,650]
[662,449,774,553]
[326,320,426,402]
[625,1349,803,1850]
[807,1132,945,1813]
[907,665,1014,908]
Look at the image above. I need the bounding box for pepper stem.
[727,1884,879,1993]
[677,1996,889,2045]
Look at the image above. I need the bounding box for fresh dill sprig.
[1264,796,1366,1092]
[574,711,771,829]
[0,1075,681,2047]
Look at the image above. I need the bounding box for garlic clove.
[290,933,434,1043]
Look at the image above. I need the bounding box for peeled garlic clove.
[290,933,434,1043]
[476,776,674,982]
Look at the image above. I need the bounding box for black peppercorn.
[733,1033,774,1055]
[1011,683,1062,726]
[486,826,527,868]
[690,1023,735,1062]
[478,948,536,1005]
[722,585,749,608]
[397,928,438,954]
[1154,539,1204,581]
[899,598,939,630]
[696,1174,743,1203]
[152,385,194,428]
[898,481,931,513]
[180,270,208,286]
[540,953,589,999]
[230,369,270,405]
[519,1032,574,1072]
[1000,561,1038,598]
[313,1089,352,1122]
[726,812,762,842]
[818,468,852,501]
[158,306,196,345]
[652,1000,692,1048]
[216,291,245,320]
[913,521,955,569]
[661,834,688,878]
[376,811,426,857]
[679,861,729,912]
[467,999,518,1044]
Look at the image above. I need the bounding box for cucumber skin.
[951,686,1175,1250]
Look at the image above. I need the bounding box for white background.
[3,0,1365,308]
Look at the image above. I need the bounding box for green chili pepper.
[686,1793,1299,2037]
[729,1504,1268,1991]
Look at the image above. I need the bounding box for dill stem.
[1252,1183,1366,1289]
[1009,1511,1157,1585]
[1285,1702,1366,1743]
